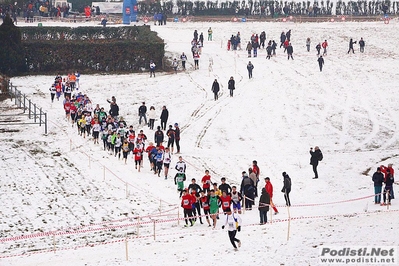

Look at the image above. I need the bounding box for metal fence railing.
[0,80,47,135]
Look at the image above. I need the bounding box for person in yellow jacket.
[78,116,86,138]
[213,182,222,197]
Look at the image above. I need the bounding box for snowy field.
[1,18,399,265]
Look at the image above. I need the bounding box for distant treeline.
[138,0,398,16]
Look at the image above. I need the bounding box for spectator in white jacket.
[148,106,156,130]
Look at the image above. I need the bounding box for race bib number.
[183,199,189,205]
[223,202,229,207]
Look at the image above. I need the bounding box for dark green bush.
[0,25,165,75]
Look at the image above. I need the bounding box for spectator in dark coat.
[228,77,235,97]
[211,79,220,101]
[318,55,324,72]
[310,146,323,179]
[372,167,384,204]
[382,170,394,205]
[240,171,255,210]
[280,31,286,48]
[160,106,169,130]
[174,123,181,153]
[247,61,254,79]
[286,43,294,60]
[286,30,291,41]
[281,172,291,206]
[258,187,270,224]
[359,37,365,53]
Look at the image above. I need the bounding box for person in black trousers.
[211,79,220,101]
[160,105,169,130]
[318,55,324,72]
[174,123,181,153]
[286,43,294,60]
[348,38,357,54]
[310,146,323,179]
[222,208,242,251]
[228,77,235,97]
[281,172,291,206]
[247,61,254,79]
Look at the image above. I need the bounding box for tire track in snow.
[324,56,396,151]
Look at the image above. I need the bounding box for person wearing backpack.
[310,146,323,179]
[222,208,242,251]
[281,172,292,206]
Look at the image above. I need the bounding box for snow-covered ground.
[1,19,399,265]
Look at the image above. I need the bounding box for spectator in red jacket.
[283,39,289,53]
[380,164,394,181]
[265,177,279,214]
[181,189,195,227]
[380,163,395,200]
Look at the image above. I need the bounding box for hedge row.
[24,40,164,74]
[20,26,161,42]
[0,23,165,75]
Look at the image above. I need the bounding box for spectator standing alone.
[306,37,311,52]
[174,123,181,153]
[359,37,365,53]
[318,55,324,72]
[247,61,254,79]
[228,76,235,97]
[310,146,323,179]
[160,106,169,130]
[281,172,291,206]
